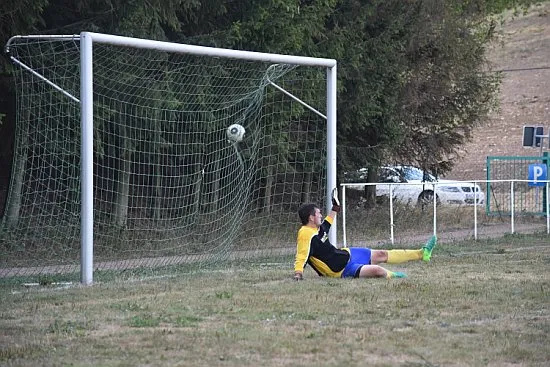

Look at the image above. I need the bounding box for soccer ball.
[226,124,246,143]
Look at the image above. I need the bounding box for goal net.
[1,33,336,282]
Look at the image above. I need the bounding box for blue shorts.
[341,248,372,278]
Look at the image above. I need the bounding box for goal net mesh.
[1,37,328,277]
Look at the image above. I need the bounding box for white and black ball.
[226,124,246,143]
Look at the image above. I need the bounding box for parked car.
[344,165,485,205]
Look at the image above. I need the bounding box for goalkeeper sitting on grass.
[293,189,437,280]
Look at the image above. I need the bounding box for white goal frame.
[7,32,338,285]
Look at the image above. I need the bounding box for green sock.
[386,270,407,279]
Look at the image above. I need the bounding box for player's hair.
[298,203,319,225]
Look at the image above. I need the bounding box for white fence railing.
[341,179,549,247]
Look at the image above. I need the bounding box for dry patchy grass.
[0,235,549,367]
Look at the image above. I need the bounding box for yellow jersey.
[294,216,350,277]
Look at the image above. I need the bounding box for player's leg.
[372,235,437,264]
[370,250,388,264]
[377,248,422,264]
[357,265,407,279]
[344,248,406,279]
[347,247,415,266]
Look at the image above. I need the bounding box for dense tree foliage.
[0,0,543,212]
[395,0,501,175]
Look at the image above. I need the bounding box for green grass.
[0,234,549,366]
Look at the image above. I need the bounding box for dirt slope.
[447,2,550,180]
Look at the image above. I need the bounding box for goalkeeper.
[293,189,437,280]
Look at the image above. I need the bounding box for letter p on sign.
[528,164,548,187]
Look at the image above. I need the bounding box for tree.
[188,0,339,212]
[0,0,221,226]
[323,0,416,205]
[0,0,50,224]
[323,0,500,206]
[178,0,502,206]
[0,0,509,219]
[395,0,500,175]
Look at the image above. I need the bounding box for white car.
[345,165,485,205]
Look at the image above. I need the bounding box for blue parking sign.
[528,164,548,187]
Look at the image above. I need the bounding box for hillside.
[447,1,550,180]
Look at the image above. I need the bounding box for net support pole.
[326,65,337,246]
[389,185,395,245]
[546,181,549,234]
[474,181,478,240]
[80,32,94,285]
[510,181,515,234]
[432,184,437,237]
[341,186,347,247]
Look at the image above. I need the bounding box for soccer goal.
[1,32,337,284]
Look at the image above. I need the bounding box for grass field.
[1,234,549,367]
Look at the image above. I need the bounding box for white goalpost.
[2,32,337,285]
